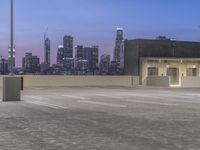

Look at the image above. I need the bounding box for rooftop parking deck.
[0,87,200,150]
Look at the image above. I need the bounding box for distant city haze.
[0,0,200,67]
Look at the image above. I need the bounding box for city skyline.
[0,0,200,67]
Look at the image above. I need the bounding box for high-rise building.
[40,62,49,75]
[75,45,99,74]
[84,46,99,74]
[119,41,124,69]
[109,61,121,75]
[75,45,87,69]
[31,56,40,73]
[22,53,40,73]
[76,59,89,75]
[0,57,9,75]
[8,47,15,72]
[100,54,110,75]
[44,37,50,67]
[63,58,75,75]
[114,28,123,61]
[51,64,63,75]
[75,45,86,60]
[57,45,64,64]
[113,28,124,71]
[63,35,73,58]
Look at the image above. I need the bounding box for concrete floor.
[0,87,200,150]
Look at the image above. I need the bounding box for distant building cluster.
[8,28,125,75]
[45,29,124,75]
[1,28,200,78]
[22,53,40,74]
[43,35,100,75]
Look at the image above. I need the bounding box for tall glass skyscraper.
[63,36,73,58]
[84,46,99,73]
[100,54,110,75]
[114,28,124,62]
[112,28,124,74]
[44,38,50,67]
[57,45,64,64]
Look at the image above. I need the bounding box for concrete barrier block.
[181,77,200,88]
[3,76,21,101]
[146,76,170,87]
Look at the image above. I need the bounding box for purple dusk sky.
[0,0,200,67]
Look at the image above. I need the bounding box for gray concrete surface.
[0,87,200,149]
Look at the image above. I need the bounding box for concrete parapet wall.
[146,76,170,87]
[181,77,200,88]
[0,75,139,87]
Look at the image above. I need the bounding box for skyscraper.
[113,28,124,64]
[0,57,9,75]
[76,60,89,75]
[63,36,73,58]
[62,58,75,75]
[57,45,64,64]
[44,37,50,67]
[22,53,40,73]
[112,28,124,74]
[84,46,99,73]
[75,45,85,60]
[100,54,110,75]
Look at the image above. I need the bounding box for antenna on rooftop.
[44,27,48,40]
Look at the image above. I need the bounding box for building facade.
[75,45,87,60]
[113,28,124,74]
[63,35,73,58]
[23,53,40,73]
[109,61,121,75]
[75,60,89,75]
[114,28,124,62]
[0,57,8,75]
[140,57,200,86]
[74,45,99,74]
[44,37,51,67]
[57,45,64,64]
[62,58,75,75]
[124,38,200,85]
[84,46,99,74]
[99,54,110,75]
